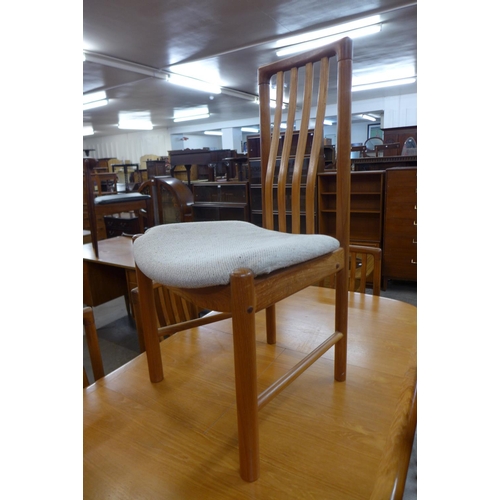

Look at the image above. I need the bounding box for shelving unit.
[191,181,250,222]
[318,171,385,247]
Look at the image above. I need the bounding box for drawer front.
[383,235,417,278]
[385,172,417,214]
[384,217,417,236]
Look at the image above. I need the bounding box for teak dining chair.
[133,38,352,482]
[84,158,153,258]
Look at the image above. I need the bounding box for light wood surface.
[83,235,135,270]
[84,286,416,499]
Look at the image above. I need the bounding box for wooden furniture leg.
[83,306,105,383]
[265,305,276,345]
[135,266,164,382]
[231,268,260,482]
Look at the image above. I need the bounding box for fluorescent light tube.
[204,131,223,136]
[83,125,94,136]
[83,91,107,104]
[173,113,210,122]
[83,99,108,110]
[276,24,381,57]
[167,74,221,94]
[241,127,259,133]
[361,114,377,121]
[352,77,416,92]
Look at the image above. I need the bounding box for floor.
[84,280,417,499]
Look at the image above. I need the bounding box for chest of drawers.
[383,167,417,281]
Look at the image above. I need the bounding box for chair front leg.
[136,265,164,383]
[230,268,260,482]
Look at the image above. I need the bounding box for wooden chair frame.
[135,38,352,482]
[138,176,193,225]
[130,282,217,352]
[318,245,382,295]
[84,158,154,258]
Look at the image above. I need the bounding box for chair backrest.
[91,172,118,196]
[317,245,382,295]
[258,39,352,242]
[139,176,193,225]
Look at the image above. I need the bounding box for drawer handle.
[411,259,417,265]
[412,239,417,244]
[414,205,417,210]
[413,221,417,226]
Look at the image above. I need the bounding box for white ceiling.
[83,0,417,137]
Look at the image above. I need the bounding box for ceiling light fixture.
[118,120,153,130]
[323,119,334,126]
[352,77,416,92]
[173,113,210,123]
[241,127,259,133]
[83,91,108,110]
[83,125,94,136]
[360,114,378,122]
[173,106,210,123]
[204,131,223,136]
[83,99,108,111]
[276,16,381,57]
[167,73,221,94]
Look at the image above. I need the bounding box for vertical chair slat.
[291,62,314,234]
[263,71,284,230]
[306,56,330,234]
[277,67,298,232]
[358,253,368,293]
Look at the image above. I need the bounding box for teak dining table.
[84,286,416,499]
[83,236,137,310]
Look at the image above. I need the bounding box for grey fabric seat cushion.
[133,220,340,288]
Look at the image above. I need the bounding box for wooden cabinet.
[383,167,417,282]
[192,182,249,222]
[146,159,168,178]
[318,171,384,247]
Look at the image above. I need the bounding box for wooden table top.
[84,286,417,499]
[83,235,135,269]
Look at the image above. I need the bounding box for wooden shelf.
[192,181,250,222]
[318,170,385,247]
